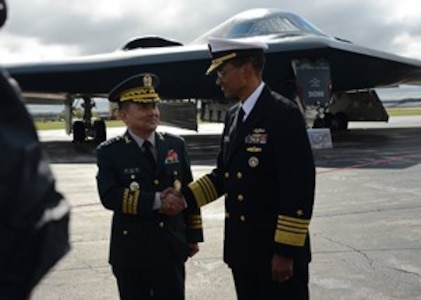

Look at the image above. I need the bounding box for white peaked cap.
[206,37,268,75]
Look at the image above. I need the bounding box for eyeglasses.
[216,66,236,79]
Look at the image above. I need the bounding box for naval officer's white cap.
[206,37,268,75]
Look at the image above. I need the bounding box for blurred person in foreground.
[95,73,203,300]
[0,1,70,299]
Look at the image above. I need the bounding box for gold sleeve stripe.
[198,177,218,203]
[189,220,203,224]
[122,189,139,215]
[127,194,134,214]
[274,214,310,247]
[122,188,130,213]
[278,220,309,230]
[189,224,203,230]
[132,191,140,215]
[278,215,310,225]
[188,218,202,223]
[277,222,309,233]
[188,176,218,207]
[188,214,202,221]
[275,230,307,247]
[187,214,203,229]
[277,225,308,234]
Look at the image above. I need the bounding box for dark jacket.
[96,131,203,270]
[0,68,70,299]
[184,86,315,270]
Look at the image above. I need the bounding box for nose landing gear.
[71,96,107,144]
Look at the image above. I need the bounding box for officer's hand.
[271,253,294,283]
[188,243,199,257]
[159,190,186,216]
[160,187,176,199]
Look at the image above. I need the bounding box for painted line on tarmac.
[317,152,421,175]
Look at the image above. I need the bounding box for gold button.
[240,215,246,222]
[237,194,244,201]
[130,175,135,179]
[237,172,242,179]
[123,230,128,235]
[159,222,164,228]
[225,212,230,218]
[224,172,229,178]
[174,170,178,175]
[154,179,159,185]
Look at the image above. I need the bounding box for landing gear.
[93,120,106,144]
[313,113,332,128]
[72,121,86,143]
[71,96,107,144]
[312,112,348,131]
[330,112,348,131]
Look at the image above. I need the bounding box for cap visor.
[206,61,223,75]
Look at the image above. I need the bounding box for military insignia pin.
[246,146,262,153]
[248,156,259,168]
[165,149,179,164]
[174,179,182,192]
[129,181,140,191]
[143,74,153,87]
[253,128,266,133]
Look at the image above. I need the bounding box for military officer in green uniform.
[96,73,203,300]
[179,38,316,300]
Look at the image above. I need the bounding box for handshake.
[158,187,186,216]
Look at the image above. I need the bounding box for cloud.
[1,0,421,63]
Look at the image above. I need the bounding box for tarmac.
[32,116,421,300]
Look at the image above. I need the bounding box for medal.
[248,156,259,168]
[129,181,140,191]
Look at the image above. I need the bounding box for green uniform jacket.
[96,131,203,270]
[184,86,315,270]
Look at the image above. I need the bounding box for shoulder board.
[157,132,184,142]
[97,136,124,149]
[271,90,297,108]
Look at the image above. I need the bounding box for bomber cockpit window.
[227,17,300,38]
[190,10,329,45]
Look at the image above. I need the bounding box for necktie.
[142,140,156,169]
[236,107,245,130]
[232,106,245,138]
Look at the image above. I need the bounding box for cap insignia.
[143,74,153,87]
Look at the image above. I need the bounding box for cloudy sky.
[1,0,421,98]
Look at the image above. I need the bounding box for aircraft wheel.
[331,112,348,131]
[73,121,86,143]
[313,118,325,128]
[93,120,107,144]
[313,113,332,128]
